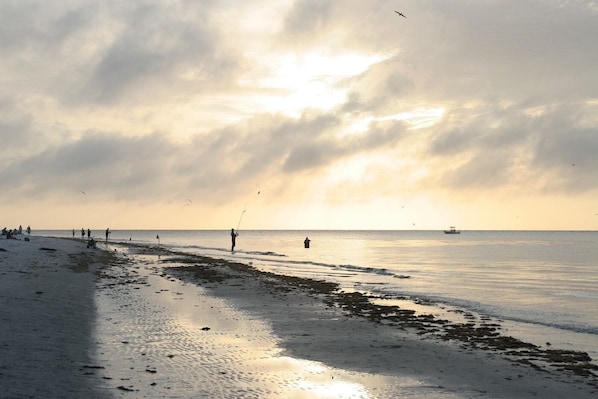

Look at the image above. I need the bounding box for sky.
[1,0,597,231]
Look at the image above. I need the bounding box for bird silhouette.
[395,11,406,18]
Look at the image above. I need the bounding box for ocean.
[38,229,598,361]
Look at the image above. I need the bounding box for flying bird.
[395,11,406,18]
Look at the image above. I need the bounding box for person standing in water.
[105,228,110,242]
[230,228,238,252]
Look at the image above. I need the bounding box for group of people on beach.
[73,228,111,240]
[73,227,111,248]
[2,225,31,239]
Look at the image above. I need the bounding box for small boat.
[444,226,460,234]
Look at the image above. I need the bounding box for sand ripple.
[93,254,371,398]
[90,251,487,398]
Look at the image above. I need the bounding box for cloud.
[423,101,598,194]
[282,0,333,38]
[0,98,36,160]
[1,0,597,229]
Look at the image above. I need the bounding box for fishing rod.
[236,190,260,232]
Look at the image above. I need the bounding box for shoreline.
[111,239,598,397]
[2,236,597,397]
[156,248,598,388]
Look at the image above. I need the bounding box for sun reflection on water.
[280,357,370,399]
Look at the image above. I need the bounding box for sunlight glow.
[248,51,386,116]
[295,379,370,399]
[382,107,445,129]
[273,357,370,399]
[344,107,445,135]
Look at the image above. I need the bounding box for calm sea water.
[38,229,598,359]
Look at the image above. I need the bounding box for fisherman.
[304,237,311,249]
[231,228,238,252]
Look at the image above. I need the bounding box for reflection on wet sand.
[93,252,406,398]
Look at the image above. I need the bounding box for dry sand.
[0,236,113,398]
[1,236,597,398]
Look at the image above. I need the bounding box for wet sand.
[1,236,597,398]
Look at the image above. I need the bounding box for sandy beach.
[0,236,114,398]
[1,236,597,398]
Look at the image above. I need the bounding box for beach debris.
[117,385,136,392]
[81,365,105,375]
[201,326,211,331]
[145,368,157,374]
[39,247,57,251]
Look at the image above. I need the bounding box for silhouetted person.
[81,228,85,238]
[231,228,238,252]
[105,228,110,242]
[304,237,310,248]
[87,229,91,238]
